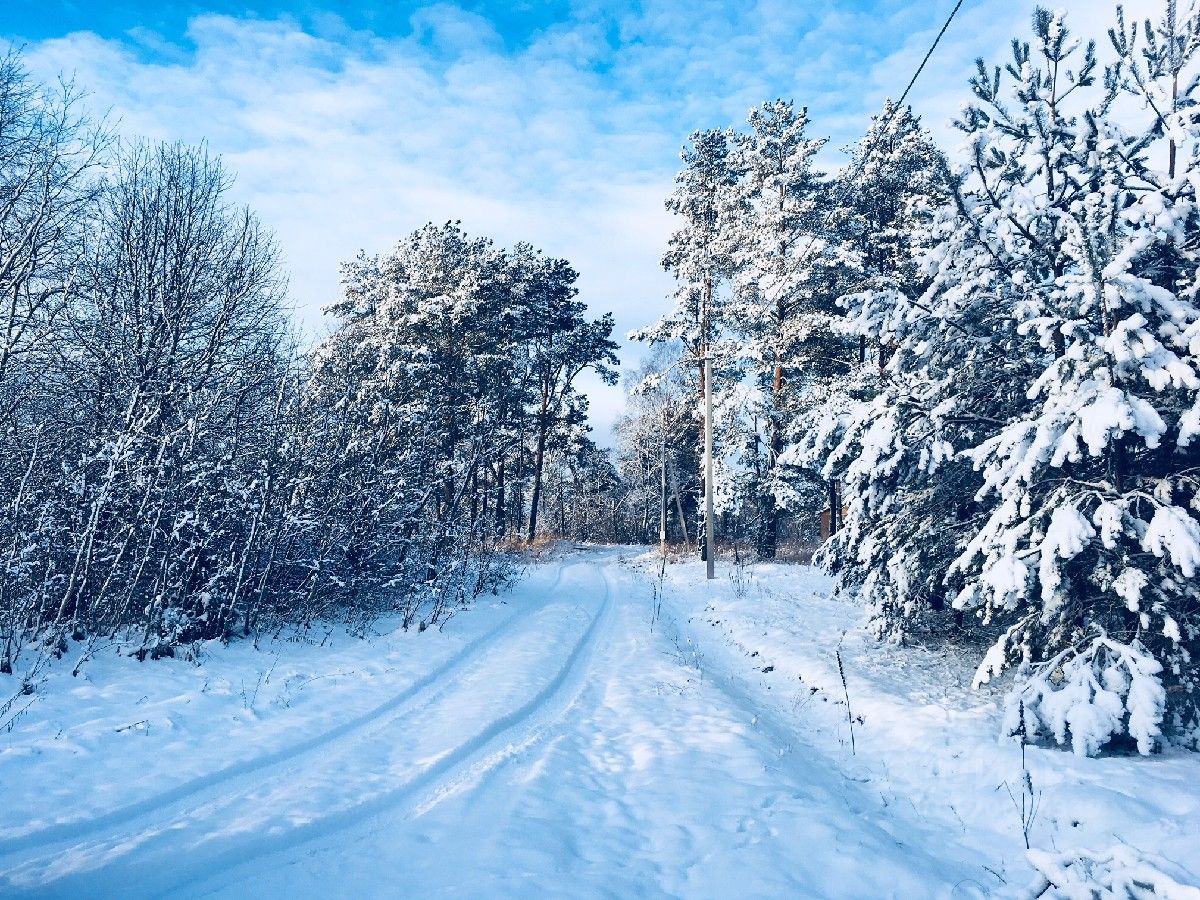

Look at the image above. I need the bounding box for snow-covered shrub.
[1001,635,1167,756]
[1024,844,1200,899]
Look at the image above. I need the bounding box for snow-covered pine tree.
[305,223,617,618]
[728,100,828,557]
[789,101,959,636]
[813,4,1200,754]
[304,223,509,625]
[835,100,949,359]
[947,4,1200,753]
[633,128,745,558]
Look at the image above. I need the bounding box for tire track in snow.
[0,558,617,899]
[401,557,621,820]
[186,552,983,900]
[0,560,571,862]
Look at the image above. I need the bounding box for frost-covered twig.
[1002,700,1041,850]
[836,634,856,755]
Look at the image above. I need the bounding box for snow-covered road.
[0,549,991,899]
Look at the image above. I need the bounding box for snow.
[1,548,1197,898]
[645,555,1200,894]
[1039,504,1095,610]
[1142,506,1200,577]
[1024,845,1200,900]
[1008,637,1167,757]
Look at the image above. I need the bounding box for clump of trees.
[0,50,618,675]
[627,97,944,560]
[628,2,1200,753]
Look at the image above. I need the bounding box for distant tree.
[612,348,699,547]
[514,245,619,544]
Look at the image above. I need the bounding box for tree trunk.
[494,458,506,537]
[558,470,566,537]
[758,412,782,560]
[674,489,690,546]
[526,375,552,544]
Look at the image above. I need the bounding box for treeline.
[0,51,616,673]
[625,3,1200,753]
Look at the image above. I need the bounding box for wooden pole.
[704,355,715,580]
[660,406,668,557]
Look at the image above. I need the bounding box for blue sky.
[6,0,1111,441]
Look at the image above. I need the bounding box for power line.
[894,0,968,114]
[761,0,969,305]
[849,0,969,164]
[837,0,969,208]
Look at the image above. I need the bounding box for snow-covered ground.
[642,553,1200,897]
[0,547,1196,898]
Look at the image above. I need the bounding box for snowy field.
[0,547,1197,898]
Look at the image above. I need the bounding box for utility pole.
[660,405,668,558]
[704,355,715,580]
[699,263,716,580]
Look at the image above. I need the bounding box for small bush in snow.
[1024,844,1200,899]
[1003,635,1166,756]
